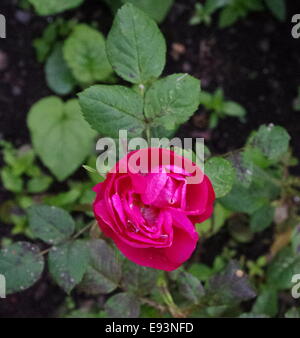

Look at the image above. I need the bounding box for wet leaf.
[48,240,89,294]
[249,124,290,162]
[252,288,278,317]
[27,205,75,245]
[0,242,44,294]
[121,259,159,296]
[177,271,205,304]
[144,74,200,131]
[267,247,300,290]
[78,85,145,138]
[250,205,274,233]
[105,292,140,318]
[205,157,235,198]
[79,239,122,295]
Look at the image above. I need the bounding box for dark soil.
[0,0,300,317]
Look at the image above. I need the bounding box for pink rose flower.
[93,148,215,271]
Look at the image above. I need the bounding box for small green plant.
[190,0,286,28]
[33,18,77,63]
[34,20,114,95]
[189,0,228,26]
[199,88,246,128]
[26,0,173,22]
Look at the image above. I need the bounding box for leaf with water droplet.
[205,157,235,198]
[267,247,300,290]
[121,259,159,296]
[0,242,44,295]
[105,292,140,318]
[78,239,122,295]
[177,271,205,305]
[27,205,75,245]
[48,240,89,294]
[144,73,200,131]
[248,124,290,162]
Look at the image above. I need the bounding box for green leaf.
[63,24,113,85]
[211,88,224,112]
[197,202,231,237]
[27,175,53,194]
[1,168,23,193]
[199,90,213,107]
[43,189,81,208]
[229,151,253,188]
[45,44,76,96]
[285,307,300,318]
[122,0,174,22]
[267,247,300,290]
[106,3,166,84]
[250,205,274,233]
[177,271,205,304]
[27,97,96,181]
[27,205,75,245]
[33,21,59,62]
[205,157,235,198]
[79,239,122,295]
[205,0,229,14]
[1,144,35,177]
[48,240,89,294]
[188,263,214,282]
[220,171,279,214]
[144,74,200,131]
[252,288,278,317]
[121,259,159,296]
[0,242,44,294]
[209,113,219,129]
[189,3,208,26]
[105,292,141,318]
[239,313,269,318]
[292,225,300,255]
[219,7,239,28]
[28,0,83,15]
[223,101,246,118]
[78,85,145,138]
[204,305,230,317]
[265,0,286,21]
[249,124,290,162]
[85,156,106,185]
[104,0,173,22]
